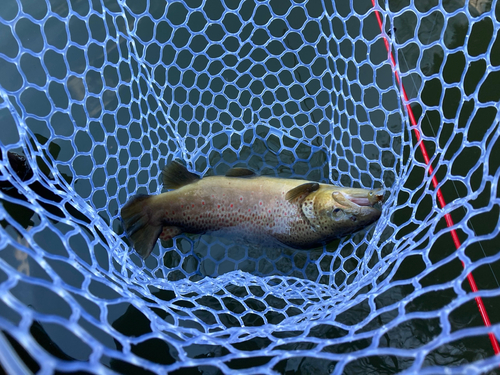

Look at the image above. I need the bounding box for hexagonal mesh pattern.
[1,0,500,373]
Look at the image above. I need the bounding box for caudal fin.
[120,195,162,259]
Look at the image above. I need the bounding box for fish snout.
[329,190,382,227]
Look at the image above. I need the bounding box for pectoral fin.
[285,182,319,202]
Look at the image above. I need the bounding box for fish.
[120,161,384,259]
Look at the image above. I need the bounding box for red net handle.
[370,0,500,356]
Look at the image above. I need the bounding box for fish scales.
[153,176,312,245]
[121,162,384,259]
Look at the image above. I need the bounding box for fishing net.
[1,0,499,373]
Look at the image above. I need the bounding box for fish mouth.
[345,196,372,206]
[343,189,384,207]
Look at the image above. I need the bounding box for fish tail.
[120,194,163,259]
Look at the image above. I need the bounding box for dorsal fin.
[225,167,256,177]
[162,161,200,189]
[285,182,320,202]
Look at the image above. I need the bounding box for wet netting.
[1,0,500,373]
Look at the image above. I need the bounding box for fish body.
[121,162,384,259]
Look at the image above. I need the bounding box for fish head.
[303,186,384,239]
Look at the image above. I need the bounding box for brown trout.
[121,161,384,259]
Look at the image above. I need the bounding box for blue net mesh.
[1,0,499,373]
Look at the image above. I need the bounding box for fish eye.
[332,208,344,216]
